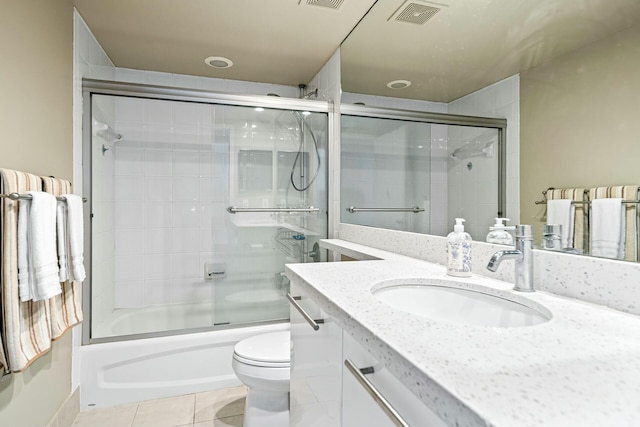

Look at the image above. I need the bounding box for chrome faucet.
[487,225,534,292]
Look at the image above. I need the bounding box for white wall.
[0,3,74,426]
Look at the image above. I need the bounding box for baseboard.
[46,386,80,427]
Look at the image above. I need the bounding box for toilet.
[232,331,291,427]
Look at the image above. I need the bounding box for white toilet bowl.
[232,331,290,427]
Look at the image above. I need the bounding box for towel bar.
[534,188,640,205]
[346,206,425,213]
[0,192,87,203]
[1,369,11,381]
[536,199,640,205]
[227,206,319,214]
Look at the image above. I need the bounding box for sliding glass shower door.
[210,105,327,326]
[341,113,502,240]
[87,92,327,341]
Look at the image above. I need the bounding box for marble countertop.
[285,239,640,427]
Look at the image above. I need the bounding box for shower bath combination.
[80,81,328,408]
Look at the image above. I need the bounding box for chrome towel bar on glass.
[227,206,319,214]
[346,206,425,213]
[0,192,88,203]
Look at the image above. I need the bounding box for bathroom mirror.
[340,0,640,261]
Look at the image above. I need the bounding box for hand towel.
[17,198,32,301]
[590,198,625,259]
[56,202,69,282]
[41,176,84,340]
[547,199,574,248]
[590,186,638,262]
[61,194,86,282]
[17,191,61,301]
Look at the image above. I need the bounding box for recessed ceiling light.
[254,107,264,112]
[205,56,233,69]
[387,79,411,89]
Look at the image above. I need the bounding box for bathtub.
[108,303,214,337]
[80,320,289,409]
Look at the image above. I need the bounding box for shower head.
[301,88,318,99]
[93,119,122,142]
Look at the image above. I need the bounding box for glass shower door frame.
[81,79,332,345]
[339,104,508,219]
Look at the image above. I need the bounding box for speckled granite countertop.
[285,239,640,427]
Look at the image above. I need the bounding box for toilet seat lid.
[234,331,291,364]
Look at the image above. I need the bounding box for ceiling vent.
[389,0,444,25]
[301,0,344,10]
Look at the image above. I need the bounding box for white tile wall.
[448,74,520,239]
[113,99,212,308]
[340,92,449,236]
[113,96,320,309]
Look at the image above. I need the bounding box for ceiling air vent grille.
[393,2,441,25]
[304,0,344,10]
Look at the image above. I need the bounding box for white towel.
[547,199,574,248]
[591,198,625,259]
[17,197,32,300]
[61,194,86,282]
[56,202,69,282]
[17,191,61,301]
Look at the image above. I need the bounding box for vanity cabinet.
[289,282,448,427]
[289,281,342,427]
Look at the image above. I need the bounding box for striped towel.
[0,168,52,372]
[41,177,83,340]
[589,186,639,262]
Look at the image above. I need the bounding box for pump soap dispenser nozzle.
[454,218,465,232]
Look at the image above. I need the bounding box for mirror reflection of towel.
[547,199,574,248]
[590,198,625,259]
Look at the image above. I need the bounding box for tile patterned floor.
[71,386,246,427]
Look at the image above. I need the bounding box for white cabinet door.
[342,333,449,427]
[289,281,342,427]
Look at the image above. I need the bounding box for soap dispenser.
[486,218,515,245]
[447,218,472,277]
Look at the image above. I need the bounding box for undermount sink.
[372,279,550,328]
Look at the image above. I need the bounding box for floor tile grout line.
[130,402,140,427]
[192,392,196,425]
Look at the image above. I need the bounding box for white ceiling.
[73,0,640,102]
[342,0,640,102]
[72,0,377,86]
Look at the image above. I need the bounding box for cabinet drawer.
[343,332,448,427]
